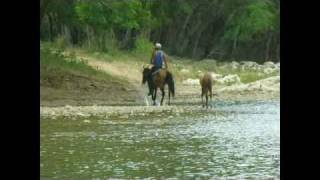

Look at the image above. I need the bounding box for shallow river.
[40,100,280,179]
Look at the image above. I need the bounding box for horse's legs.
[201,88,205,108]
[147,79,152,95]
[160,88,165,106]
[151,87,155,100]
[168,87,171,105]
[209,86,213,108]
[153,88,157,105]
[206,93,208,109]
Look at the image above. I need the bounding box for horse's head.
[142,64,152,84]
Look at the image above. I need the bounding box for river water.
[40,100,280,179]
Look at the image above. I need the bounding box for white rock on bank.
[210,72,223,80]
[263,61,276,68]
[76,112,87,117]
[240,61,263,71]
[182,78,200,85]
[200,59,217,65]
[216,74,241,85]
[240,61,259,67]
[65,105,72,110]
[180,69,190,73]
[218,75,279,93]
[231,61,240,69]
[263,67,277,74]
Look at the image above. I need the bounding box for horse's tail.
[166,71,175,97]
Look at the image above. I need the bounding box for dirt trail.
[76,53,143,88]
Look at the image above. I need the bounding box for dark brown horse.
[200,72,213,108]
[142,65,175,105]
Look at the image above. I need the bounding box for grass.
[40,44,142,106]
[40,43,114,81]
[236,71,278,83]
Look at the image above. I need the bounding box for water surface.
[40,100,280,179]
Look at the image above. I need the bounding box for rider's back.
[154,50,164,68]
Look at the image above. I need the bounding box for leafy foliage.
[224,0,277,42]
[40,0,280,61]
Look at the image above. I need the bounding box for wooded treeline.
[40,0,279,62]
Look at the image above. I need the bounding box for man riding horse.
[148,43,168,96]
[142,42,175,105]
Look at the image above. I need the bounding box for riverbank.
[40,43,279,107]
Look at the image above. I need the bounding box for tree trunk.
[122,29,131,48]
[183,14,202,56]
[63,25,71,45]
[166,24,178,52]
[231,30,239,58]
[192,26,206,58]
[265,32,272,61]
[176,13,192,54]
[40,0,51,25]
[141,29,151,39]
[276,43,280,61]
[86,25,91,49]
[48,13,53,41]
[190,2,217,58]
[192,34,201,58]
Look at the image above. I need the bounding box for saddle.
[152,68,161,76]
[145,64,167,82]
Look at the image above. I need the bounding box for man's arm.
[150,49,155,64]
[163,53,168,69]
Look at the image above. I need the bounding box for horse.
[200,72,213,108]
[142,65,175,105]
